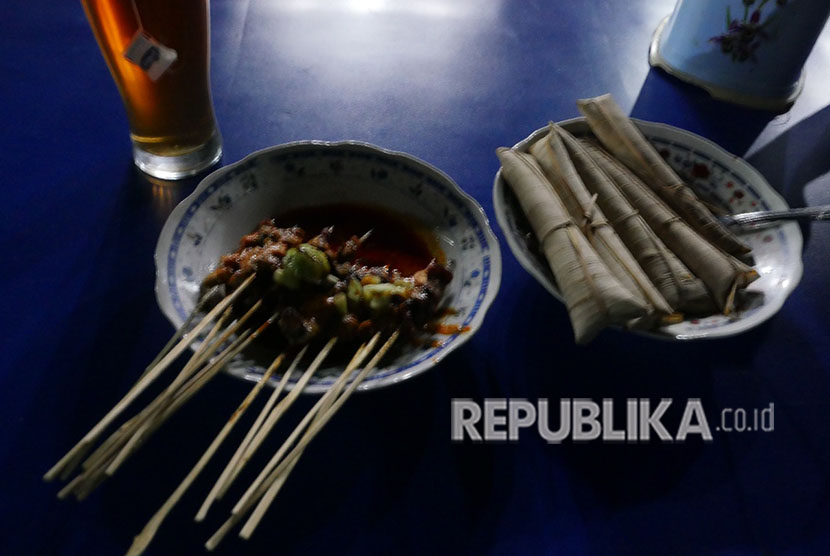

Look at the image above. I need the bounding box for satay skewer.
[102,305,272,481]
[230,335,373,517]
[45,219,455,555]
[59,328,256,501]
[44,276,255,482]
[77,307,253,484]
[239,331,399,539]
[204,336,367,551]
[78,310,233,476]
[125,352,286,556]
[61,308,275,501]
[58,320,248,500]
[105,301,264,476]
[92,324,261,491]
[136,287,220,382]
[205,332,388,550]
[214,339,332,501]
[196,347,308,521]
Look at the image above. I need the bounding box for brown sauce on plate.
[275,204,444,276]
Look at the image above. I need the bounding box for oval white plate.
[156,140,501,391]
[493,118,803,340]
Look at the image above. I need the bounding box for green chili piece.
[347,278,363,304]
[299,244,331,276]
[273,267,301,289]
[333,292,348,315]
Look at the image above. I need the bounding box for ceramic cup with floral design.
[649,0,830,111]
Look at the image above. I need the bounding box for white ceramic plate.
[156,141,501,391]
[493,118,803,340]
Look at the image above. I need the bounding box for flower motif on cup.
[710,0,788,62]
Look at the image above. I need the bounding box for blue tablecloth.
[2,1,829,554]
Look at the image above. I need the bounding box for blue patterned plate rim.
[155,140,502,392]
[493,117,803,341]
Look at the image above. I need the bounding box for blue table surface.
[2,1,829,555]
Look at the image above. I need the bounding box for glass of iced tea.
[81,0,222,179]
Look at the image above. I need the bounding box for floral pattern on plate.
[493,118,802,340]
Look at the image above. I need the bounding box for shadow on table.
[745,102,830,204]
[745,103,830,247]
[88,350,492,555]
[630,68,776,157]
[31,159,225,555]
[500,279,776,506]
[633,67,830,247]
[133,164,218,222]
[42,160,212,438]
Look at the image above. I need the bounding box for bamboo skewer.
[239,331,398,539]
[60,308,275,501]
[181,303,259,380]
[203,341,355,551]
[81,305,230,469]
[230,336,368,518]
[60,329,257,502]
[55,472,87,500]
[99,327,259,484]
[206,332,389,550]
[79,408,144,474]
[44,276,255,482]
[196,348,308,521]
[58,319,244,500]
[125,352,286,556]
[178,307,234,376]
[62,284,246,478]
[82,325,257,498]
[146,324,267,433]
[81,309,232,475]
[218,350,306,493]
[103,308,275,482]
[79,310,233,476]
[204,339,365,550]
[104,301,264,476]
[46,231,422,553]
[41,213,449,556]
[136,288,218,382]
[216,341,329,500]
[205,354,350,550]
[94,328,242,480]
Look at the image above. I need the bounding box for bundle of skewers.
[497,94,758,343]
[44,222,453,554]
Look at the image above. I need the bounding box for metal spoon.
[721,204,830,228]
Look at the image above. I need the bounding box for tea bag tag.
[123,32,177,81]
